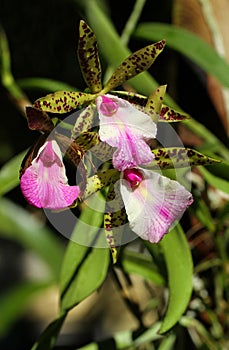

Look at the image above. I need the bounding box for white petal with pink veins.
[96,95,157,171]
[120,168,193,243]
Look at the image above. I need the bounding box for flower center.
[100,95,119,116]
[124,168,143,189]
[39,141,58,166]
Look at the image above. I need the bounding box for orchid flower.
[120,167,193,243]
[96,94,193,242]
[96,94,157,171]
[20,140,80,209]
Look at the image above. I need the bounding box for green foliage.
[60,195,110,311]
[158,224,193,334]
[0,198,63,277]
[0,150,27,196]
[134,22,229,89]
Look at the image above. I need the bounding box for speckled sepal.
[78,21,102,93]
[34,91,94,113]
[148,147,221,169]
[71,104,96,138]
[145,85,167,121]
[102,40,166,93]
[26,107,54,132]
[82,169,119,200]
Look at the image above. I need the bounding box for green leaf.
[0,150,27,196]
[133,322,162,345]
[78,20,102,93]
[199,165,229,194]
[121,249,165,286]
[0,197,63,278]
[191,198,215,233]
[0,26,27,101]
[34,91,95,113]
[17,77,78,92]
[102,40,166,93]
[60,245,110,311]
[0,281,52,337]
[158,334,176,350]
[147,148,221,170]
[31,313,66,350]
[60,194,110,311]
[180,316,220,350]
[78,344,98,350]
[134,22,229,88]
[159,224,193,334]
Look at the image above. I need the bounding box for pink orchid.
[120,168,193,243]
[96,94,157,171]
[20,140,80,209]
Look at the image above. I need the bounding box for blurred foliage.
[0,0,229,349]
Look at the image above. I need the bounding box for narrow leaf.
[180,316,220,350]
[102,40,166,93]
[60,194,110,311]
[34,91,94,113]
[147,148,221,170]
[159,224,193,334]
[121,250,165,286]
[17,77,78,92]
[191,198,215,233]
[199,165,229,194]
[60,244,110,311]
[0,197,63,278]
[31,313,66,350]
[0,150,27,196]
[78,20,102,93]
[0,281,52,337]
[134,22,229,89]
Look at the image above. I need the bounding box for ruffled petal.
[120,168,193,243]
[96,94,157,170]
[20,140,80,209]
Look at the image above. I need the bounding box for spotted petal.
[96,94,157,171]
[120,168,193,243]
[20,140,79,209]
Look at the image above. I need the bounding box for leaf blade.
[159,224,193,334]
[134,22,229,88]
